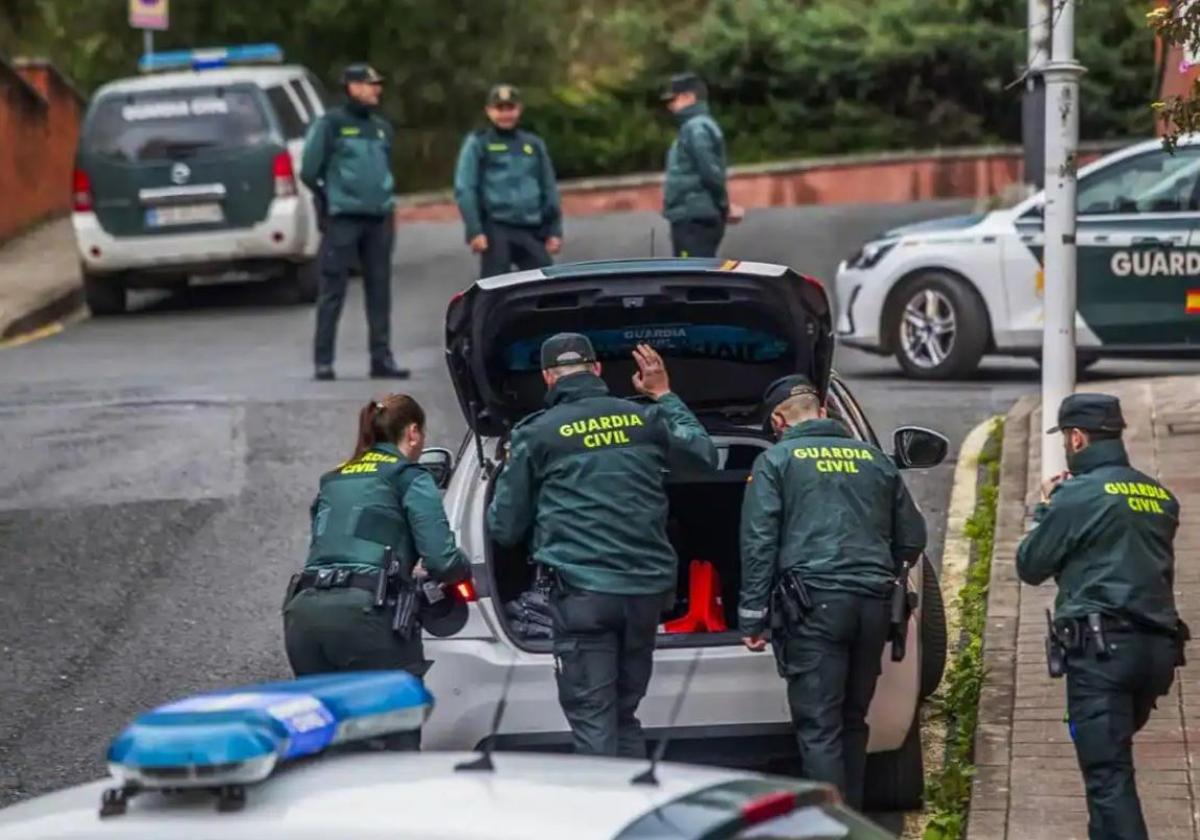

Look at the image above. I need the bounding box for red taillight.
[455,580,477,602]
[72,168,93,212]
[740,791,797,825]
[272,151,296,198]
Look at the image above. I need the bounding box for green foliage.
[1152,2,1200,149]
[0,0,1159,190]
[923,418,1003,840]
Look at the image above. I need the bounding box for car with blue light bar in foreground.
[0,671,894,839]
[71,44,331,314]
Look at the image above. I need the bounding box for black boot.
[370,359,410,379]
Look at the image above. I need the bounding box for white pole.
[1040,0,1085,479]
[1028,0,1050,69]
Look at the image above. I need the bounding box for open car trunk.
[486,435,770,651]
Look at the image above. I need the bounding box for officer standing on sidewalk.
[300,63,409,382]
[1018,394,1185,840]
[453,84,563,277]
[661,72,744,258]
[738,376,927,809]
[487,336,717,757]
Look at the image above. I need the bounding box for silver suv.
[419,258,949,811]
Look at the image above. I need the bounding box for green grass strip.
[922,418,1004,840]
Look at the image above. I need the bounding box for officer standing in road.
[1017,394,1185,840]
[661,72,744,258]
[739,376,927,809]
[283,394,470,749]
[453,84,563,277]
[300,64,409,382]
[487,335,717,756]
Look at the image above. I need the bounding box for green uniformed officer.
[487,335,717,757]
[738,376,927,809]
[453,84,563,278]
[1017,394,1184,840]
[300,64,408,382]
[283,393,470,749]
[660,72,744,258]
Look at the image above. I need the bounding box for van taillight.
[455,580,478,602]
[272,152,297,198]
[72,168,93,212]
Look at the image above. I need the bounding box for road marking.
[0,321,64,349]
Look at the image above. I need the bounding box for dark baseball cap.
[1047,393,1127,434]
[343,64,384,84]
[487,83,521,106]
[540,333,596,369]
[660,72,706,101]
[762,375,820,414]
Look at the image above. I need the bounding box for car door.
[1073,145,1200,347]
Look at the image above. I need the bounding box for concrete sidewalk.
[968,378,1200,839]
[0,216,81,341]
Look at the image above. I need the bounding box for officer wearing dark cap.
[1018,393,1185,840]
[300,64,408,382]
[661,72,744,258]
[453,84,563,277]
[488,335,717,756]
[738,375,927,809]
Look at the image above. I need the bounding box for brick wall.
[0,57,84,243]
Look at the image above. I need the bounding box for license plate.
[145,203,224,227]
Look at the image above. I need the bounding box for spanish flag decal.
[1188,289,1200,314]
[720,259,740,271]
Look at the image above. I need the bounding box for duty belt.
[295,568,382,597]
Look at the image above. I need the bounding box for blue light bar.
[106,672,431,791]
[138,43,284,74]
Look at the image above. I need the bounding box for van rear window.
[83,88,271,162]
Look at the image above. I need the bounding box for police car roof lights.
[138,43,284,74]
[100,671,431,817]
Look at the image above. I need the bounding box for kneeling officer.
[1018,394,1185,840]
[738,376,927,809]
[283,394,471,749]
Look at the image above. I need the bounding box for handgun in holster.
[888,575,918,663]
[1086,612,1109,660]
[771,570,812,633]
[1045,609,1066,678]
[1176,619,1192,668]
[282,573,302,612]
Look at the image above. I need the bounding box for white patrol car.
[72,45,327,315]
[0,672,895,840]
[835,136,1200,378]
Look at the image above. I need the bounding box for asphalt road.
[3,200,1199,808]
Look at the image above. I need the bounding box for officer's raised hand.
[632,344,671,399]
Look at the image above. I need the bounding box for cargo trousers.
[1066,631,1176,840]
[283,587,427,750]
[772,589,890,811]
[670,217,725,258]
[480,222,553,278]
[549,586,668,758]
[313,214,395,368]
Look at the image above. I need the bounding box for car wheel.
[920,556,947,700]
[83,270,127,316]
[279,259,319,304]
[863,715,924,812]
[891,271,988,380]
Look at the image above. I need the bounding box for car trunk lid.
[445,259,834,437]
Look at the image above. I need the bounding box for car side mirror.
[419,447,454,490]
[892,426,949,470]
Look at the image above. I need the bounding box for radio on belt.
[100,671,431,817]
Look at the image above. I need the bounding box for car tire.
[920,555,948,700]
[282,259,320,304]
[863,715,924,812]
[891,271,989,380]
[83,270,127,316]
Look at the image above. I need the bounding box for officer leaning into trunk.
[738,376,927,810]
[1018,394,1187,840]
[487,334,717,757]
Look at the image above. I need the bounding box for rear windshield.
[83,87,271,162]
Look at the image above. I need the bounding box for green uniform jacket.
[663,102,728,224]
[738,418,927,635]
[299,103,396,218]
[1016,439,1179,632]
[305,443,469,584]
[452,126,562,241]
[487,373,717,595]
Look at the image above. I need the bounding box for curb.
[963,395,1036,840]
[0,285,83,344]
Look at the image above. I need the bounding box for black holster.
[887,576,918,662]
[1176,619,1191,668]
[770,569,812,635]
[1045,609,1067,678]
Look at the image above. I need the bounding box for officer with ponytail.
[283,394,470,749]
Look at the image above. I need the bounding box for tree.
[1150,0,1200,147]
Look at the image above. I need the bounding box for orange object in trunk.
[663,559,728,633]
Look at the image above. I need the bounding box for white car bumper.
[834,261,887,352]
[72,197,315,275]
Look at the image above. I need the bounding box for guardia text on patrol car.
[835,136,1200,378]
